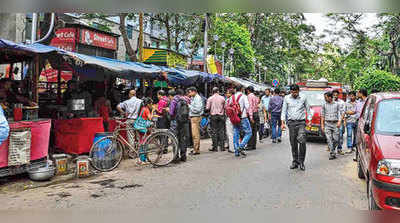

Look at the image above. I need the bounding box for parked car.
[357,92,400,210]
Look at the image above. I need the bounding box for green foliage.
[213,18,255,76]
[354,69,400,93]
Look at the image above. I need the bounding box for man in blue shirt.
[0,106,9,145]
[261,88,272,138]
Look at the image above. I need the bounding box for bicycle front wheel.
[89,136,124,172]
[144,130,178,167]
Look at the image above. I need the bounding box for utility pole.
[203,13,208,73]
[138,12,144,62]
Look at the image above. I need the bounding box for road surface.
[0,133,367,210]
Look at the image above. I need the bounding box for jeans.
[288,120,307,164]
[233,118,252,154]
[210,115,225,150]
[259,123,264,140]
[338,124,345,150]
[248,112,260,149]
[271,112,282,140]
[346,122,357,149]
[324,121,339,155]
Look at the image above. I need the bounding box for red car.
[357,92,400,210]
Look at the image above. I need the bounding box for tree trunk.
[174,14,180,52]
[165,14,171,50]
[119,13,137,62]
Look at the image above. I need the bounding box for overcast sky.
[303,13,379,48]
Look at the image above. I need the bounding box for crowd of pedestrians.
[115,83,370,171]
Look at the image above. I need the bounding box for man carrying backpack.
[226,85,252,157]
[187,87,204,155]
[169,89,191,162]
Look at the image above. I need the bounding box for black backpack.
[175,98,189,123]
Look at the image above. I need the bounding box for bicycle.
[89,116,178,172]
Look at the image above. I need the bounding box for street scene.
[0,12,400,212]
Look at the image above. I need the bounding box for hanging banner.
[80,29,117,50]
[207,55,218,74]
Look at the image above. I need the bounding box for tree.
[211,18,255,76]
[354,69,400,93]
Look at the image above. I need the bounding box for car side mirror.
[364,123,371,134]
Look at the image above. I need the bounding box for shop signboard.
[79,29,117,50]
[50,28,76,51]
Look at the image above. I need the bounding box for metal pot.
[27,160,55,181]
[68,99,85,111]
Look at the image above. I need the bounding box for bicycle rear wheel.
[89,136,124,172]
[144,130,178,167]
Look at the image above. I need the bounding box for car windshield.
[375,99,400,135]
[300,90,325,106]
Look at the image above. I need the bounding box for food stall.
[0,39,59,177]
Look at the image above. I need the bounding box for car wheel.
[357,152,365,179]
[368,178,380,210]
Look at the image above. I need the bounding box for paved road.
[0,132,368,210]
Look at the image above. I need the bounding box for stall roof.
[0,39,63,64]
[228,77,267,91]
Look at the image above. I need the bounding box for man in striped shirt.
[246,86,260,150]
[321,91,343,160]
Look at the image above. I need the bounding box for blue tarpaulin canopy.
[0,38,235,85]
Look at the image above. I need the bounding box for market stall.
[0,39,59,177]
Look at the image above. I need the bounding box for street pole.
[31,13,38,43]
[203,13,208,73]
[138,12,144,62]
[221,41,226,76]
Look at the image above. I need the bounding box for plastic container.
[53,154,68,175]
[76,155,89,178]
[92,133,113,170]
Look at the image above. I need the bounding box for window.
[127,25,133,39]
[375,99,400,135]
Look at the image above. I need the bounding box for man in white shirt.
[116,89,143,119]
[227,86,252,157]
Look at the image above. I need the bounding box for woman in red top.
[94,95,112,132]
[137,97,154,165]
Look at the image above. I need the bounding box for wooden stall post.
[57,68,61,102]
[33,55,40,104]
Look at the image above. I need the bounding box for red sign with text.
[50,28,76,51]
[79,29,117,50]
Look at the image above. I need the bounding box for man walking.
[206,87,226,152]
[246,86,260,150]
[187,87,204,155]
[169,89,191,162]
[268,88,283,143]
[321,92,342,160]
[333,89,345,155]
[343,91,358,154]
[281,84,312,171]
[261,88,272,138]
[227,85,252,157]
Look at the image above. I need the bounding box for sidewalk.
[0,139,214,193]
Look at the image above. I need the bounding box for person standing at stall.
[116,89,143,119]
[225,89,235,153]
[281,84,312,171]
[0,106,9,145]
[94,93,112,132]
[246,86,260,150]
[169,89,191,162]
[206,87,226,152]
[187,87,204,155]
[156,90,170,129]
[136,97,154,165]
[261,88,272,138]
